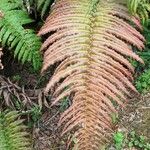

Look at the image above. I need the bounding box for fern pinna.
[0,111,31,150]
[39,0,145,149]
[36,0,54,18]
[0,0,42,70]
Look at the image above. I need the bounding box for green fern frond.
[127,0,150,25]
[0,110,31,150]
[36,0,53,18]
[0,0,42,70]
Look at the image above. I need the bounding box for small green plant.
[13,95,24,110]
[12,74,21,82]
[20,105,42,128]
[127,131,150,150]
[111,113,119,125]
[113,132,124,150]
[135,69,150,93]
[59,97,70,112]
[30,104,42,123]
[112,131,150,150]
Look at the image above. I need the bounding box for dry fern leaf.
[38,0,145,149]
[0,75,48,109]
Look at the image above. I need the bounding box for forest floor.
[32,93,150,150]
[0,59,150,150]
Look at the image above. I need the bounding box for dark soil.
[119,93,150,140]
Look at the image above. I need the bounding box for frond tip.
[39,0,145,149]
[0,110,31,150]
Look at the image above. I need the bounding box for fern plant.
[0,0,42,70]
[38,0,145,149]
[36,0,54,18]
[0,110,31,150]
[22,0,54,18]
[127,0,150,25]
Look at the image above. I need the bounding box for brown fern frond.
[38,0,145,149]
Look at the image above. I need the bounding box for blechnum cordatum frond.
[0,110,31,150]
[0,0,42,70]
[38,0,146,149]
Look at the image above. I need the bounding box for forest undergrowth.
[0,0,150,150]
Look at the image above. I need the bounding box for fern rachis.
[39,0,145,149]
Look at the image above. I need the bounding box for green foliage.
[30,105,42,123]
[21,105,42,128]
[113,132,124,150]
[0,0,150,149]
[12,74,21,82]
[22,0,54,18]
[138,26,150,67]
[60,97,70,112]
[136,69,150,93]
[127,0,150,25]
[134,24,150,93]
[0,0,42,70]
[126,17,150,94]
[0,110,31,150]
[113,131,150,150]
[127,131,150,149]
[36,0,54,18]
